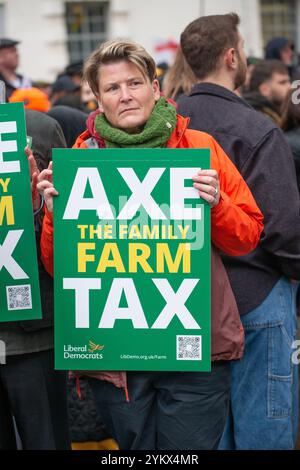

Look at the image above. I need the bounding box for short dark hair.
[249,60,289,92]
[180,13,240,79]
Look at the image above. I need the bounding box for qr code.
[6,285,32,311]
[176,335,202,360]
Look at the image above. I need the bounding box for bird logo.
[88,340,104,353]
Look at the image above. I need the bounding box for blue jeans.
[219,277,299,450]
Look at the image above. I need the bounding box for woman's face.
[97,59,160,133]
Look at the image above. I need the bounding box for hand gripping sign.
[0,102,41,321]
[53,148,210,371]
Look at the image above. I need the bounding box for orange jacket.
[41,114,263,276]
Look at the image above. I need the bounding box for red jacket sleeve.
[41,207,54,277]
[40,137,88,278]
[210,136,264,256]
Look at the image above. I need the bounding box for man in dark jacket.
[179,13,300,450]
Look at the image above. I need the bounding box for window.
[0,5,4,36]
[65,2,109,63]
[261,0,297,47]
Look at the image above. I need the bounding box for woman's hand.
[25,146,40,211]
[37,161,58,212]
[192,169,220,208]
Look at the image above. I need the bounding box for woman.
[37,40,263,450]
[163,46,197,101]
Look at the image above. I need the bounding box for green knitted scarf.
[94,97,177,148]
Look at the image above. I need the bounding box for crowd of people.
[0,12,300,451]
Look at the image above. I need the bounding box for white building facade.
[0,0,299,82]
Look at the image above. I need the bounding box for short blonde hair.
[83,39,157,96]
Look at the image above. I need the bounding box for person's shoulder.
[183,127,218,147]
[25,109,66,145]
[240,104,279,143]
[177,93,190,107]
[284,127,300,143]
[284,128,300,154]
[73,129,91,148]
[25,108,59,128]
[185,91,278,147]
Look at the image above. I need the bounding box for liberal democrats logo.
[88,340,104,354]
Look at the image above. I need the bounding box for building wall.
[122,0,263,61]
[1,0,68,82]
[0,0,264,82]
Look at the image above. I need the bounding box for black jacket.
[0,73,25,100]
[178,83,300,315]
[47,105,88,148]
[243,91,281,125]
[19,111,67,332]
[7,111,66,334]
[284,128,300,192]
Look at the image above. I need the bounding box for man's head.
[64,61,83,86]
[265,37,294,66]
[249,60,291,107]
[51,74,80,103]
[83,40,160,133]
[180,13,247,90]
[0,38,20,72]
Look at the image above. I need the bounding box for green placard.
[0,102,41,321]
[54,148,211,371]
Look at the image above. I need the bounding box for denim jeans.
[219,277,299,450]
